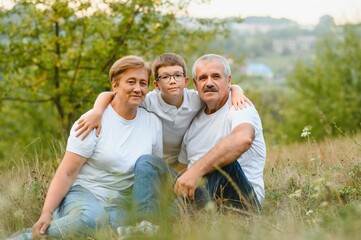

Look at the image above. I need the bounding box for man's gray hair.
[192,54,231,79]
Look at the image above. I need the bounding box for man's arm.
[174,123,255,200]
[75,91,115,139]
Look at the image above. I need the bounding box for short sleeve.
[66,115,98,158]
[229,106,260,132]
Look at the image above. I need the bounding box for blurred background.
[0,0,360,165]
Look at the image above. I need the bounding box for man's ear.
[228,75,232,87]
[153,80,160,90]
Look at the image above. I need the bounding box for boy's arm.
[230,85,252,110]
[75,91,115,140]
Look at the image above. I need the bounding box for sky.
[1,0,361,26]
[186,0,361,25]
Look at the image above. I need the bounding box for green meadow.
[1,133,359,239]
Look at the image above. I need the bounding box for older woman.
[9,56,163,239]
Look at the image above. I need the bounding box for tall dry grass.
[0,133,360,239]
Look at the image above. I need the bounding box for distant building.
[229,16,300,35]
[272,36,315,54]
[240,63,274,79]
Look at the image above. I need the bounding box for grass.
[0,133,360,239]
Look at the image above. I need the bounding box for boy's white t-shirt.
[178,95,266,203]
[141,88,203,164]
[67,105,163,207]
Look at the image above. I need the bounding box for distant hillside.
[242,16,297,25]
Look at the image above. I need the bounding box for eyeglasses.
[156,73,185,83]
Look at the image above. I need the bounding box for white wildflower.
[301,125,312,138]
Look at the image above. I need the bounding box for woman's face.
[112,67,149,108]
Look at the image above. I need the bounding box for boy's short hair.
[151,53,187,80]
[109,55,151,85]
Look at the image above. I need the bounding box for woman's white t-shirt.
[67,105,163,207]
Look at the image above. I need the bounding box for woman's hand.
[32,211,52,239]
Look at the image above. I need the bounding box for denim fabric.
[132,154,178,222]
[46,184,108,238]
[7,185,130,239]
[132,155,261,222]
[199,161,261,212]
[105,205,130,231]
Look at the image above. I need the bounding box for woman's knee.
[77,205,108,228]
[46,206,107,238]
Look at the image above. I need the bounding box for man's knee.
[222,161,242,173]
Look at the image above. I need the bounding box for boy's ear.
[184,77,189,86]
[153,80,160,90]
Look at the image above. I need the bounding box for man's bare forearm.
[190,123,254,176]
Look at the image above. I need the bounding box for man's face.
[154,66,188,101]
[112,68,149,108]
[194,60,231,113]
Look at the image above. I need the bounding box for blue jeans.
[196,161,261,212]
[8,185,129,239]
[132,155,261,222]
[132,155,178,222]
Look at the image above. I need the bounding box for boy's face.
[154,65,188,100]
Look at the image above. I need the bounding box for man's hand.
[174,168,203,201]
[32,212,52,239]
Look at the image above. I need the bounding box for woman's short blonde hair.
[109,55,151,84]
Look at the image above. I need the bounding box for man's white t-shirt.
[67,105,163,207]
[142,88,203,164]
[178,95,266,203]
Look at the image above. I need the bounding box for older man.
[174,54,266,211]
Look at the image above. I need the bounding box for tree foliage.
[0,0,227,160]
[285,24,361,141]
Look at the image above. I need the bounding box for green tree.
[285,24,361,141]
[0,0,226,161]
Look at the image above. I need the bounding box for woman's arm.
[230,85,252,110]
[75,91,115,140]
[32,151,87,238]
